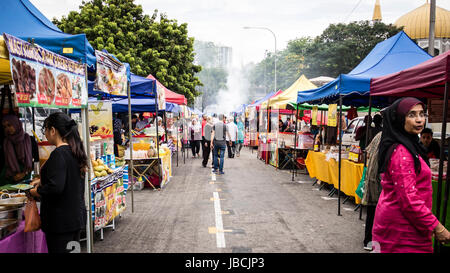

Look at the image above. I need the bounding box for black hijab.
[378,97,429,175]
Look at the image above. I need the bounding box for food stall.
[0,33,90,252]
[112,97,173,190]
[370,50,450,251]
[297,31,430,215]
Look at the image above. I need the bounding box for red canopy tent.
[146,74,187,105]
[371,51,449,98]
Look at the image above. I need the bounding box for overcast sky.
[31,0,450,66]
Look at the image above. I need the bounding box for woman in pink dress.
[372,97,450,253]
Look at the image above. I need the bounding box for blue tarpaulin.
[232,104,247,115]
[111,98,179,113]
[187,107,203,116]
[248,91,276,107]
[297,31,432,106]
[0,0,96,67]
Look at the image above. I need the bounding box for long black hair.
[43,112,88,177]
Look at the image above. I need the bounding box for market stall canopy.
[309,76,335,86]
[187,106,203,116]
[71,97,178,113]
[371,50,450,98]
[247,91,276,107]
[232,104,247,115]
[297,31,432,107]
[111,97,178,113]
[0,0,96,84]
[146,74,187,105]
[263,75,317,109]
[88,73,156,98]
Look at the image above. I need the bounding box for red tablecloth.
[0,220,47,253]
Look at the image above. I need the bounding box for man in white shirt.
[226,117,238,158]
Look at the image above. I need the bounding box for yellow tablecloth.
[305,151,362,204]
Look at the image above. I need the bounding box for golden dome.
[394,2,450,39]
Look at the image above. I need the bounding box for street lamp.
[243,26,277,93]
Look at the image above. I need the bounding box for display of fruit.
[92,158,114,178]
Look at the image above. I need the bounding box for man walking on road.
[211,114,231,175]
[202,117,213,167]
[226,117,238,158]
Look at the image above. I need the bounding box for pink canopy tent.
[370,51,449,98]
[146,74,187,105]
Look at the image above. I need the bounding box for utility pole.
[428,0,436,56]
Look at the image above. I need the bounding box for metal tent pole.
[127,82,134,213]
[292,105,299,181]
[177,115,179,167]
[338,96,343,216]
[433,81,448,252]
[156,96,161,187]
[361,96,373,220]
[436,83,448,225]
[81,64,93,253]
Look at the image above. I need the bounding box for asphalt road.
[89,147,367,253]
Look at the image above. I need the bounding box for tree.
[196,67,228,109]
[53,0,202,104]
[303,21,403,78]
[247,21,404,93]
[247,37,313,94]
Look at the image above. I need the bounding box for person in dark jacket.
[420,128,445,160]
[30,112,88,253]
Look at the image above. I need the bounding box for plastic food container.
[38,141,56,168]
[132,136,155,151]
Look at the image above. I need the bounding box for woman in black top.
[30,112,88,253]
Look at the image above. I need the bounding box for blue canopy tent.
[111,98,180,113]
[232,104,247,115]
[0,0,96,67]
[297,31,432,107]
[187,107,203,116]
[295,31,433,216]
[248,91,276,107]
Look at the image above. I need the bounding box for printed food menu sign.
[156,82,166,111]
[88,100,113,137]
[3,33,87,108]
[94,50,127,96]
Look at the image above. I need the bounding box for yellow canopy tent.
[0,36,12,84]
[262,75,317,109]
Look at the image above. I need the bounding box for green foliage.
[248,21,404,94]
[303,21,403,78]
[53,0,202,104]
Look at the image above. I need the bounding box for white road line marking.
[212,173,216,181]
[213,191,226,248]
[321,197,338,201]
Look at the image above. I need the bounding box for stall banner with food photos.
[3,34,87,108]
[91,166,126,230]
[156,82,166,111]
[88,100,113,137]
[94,50,127,96]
